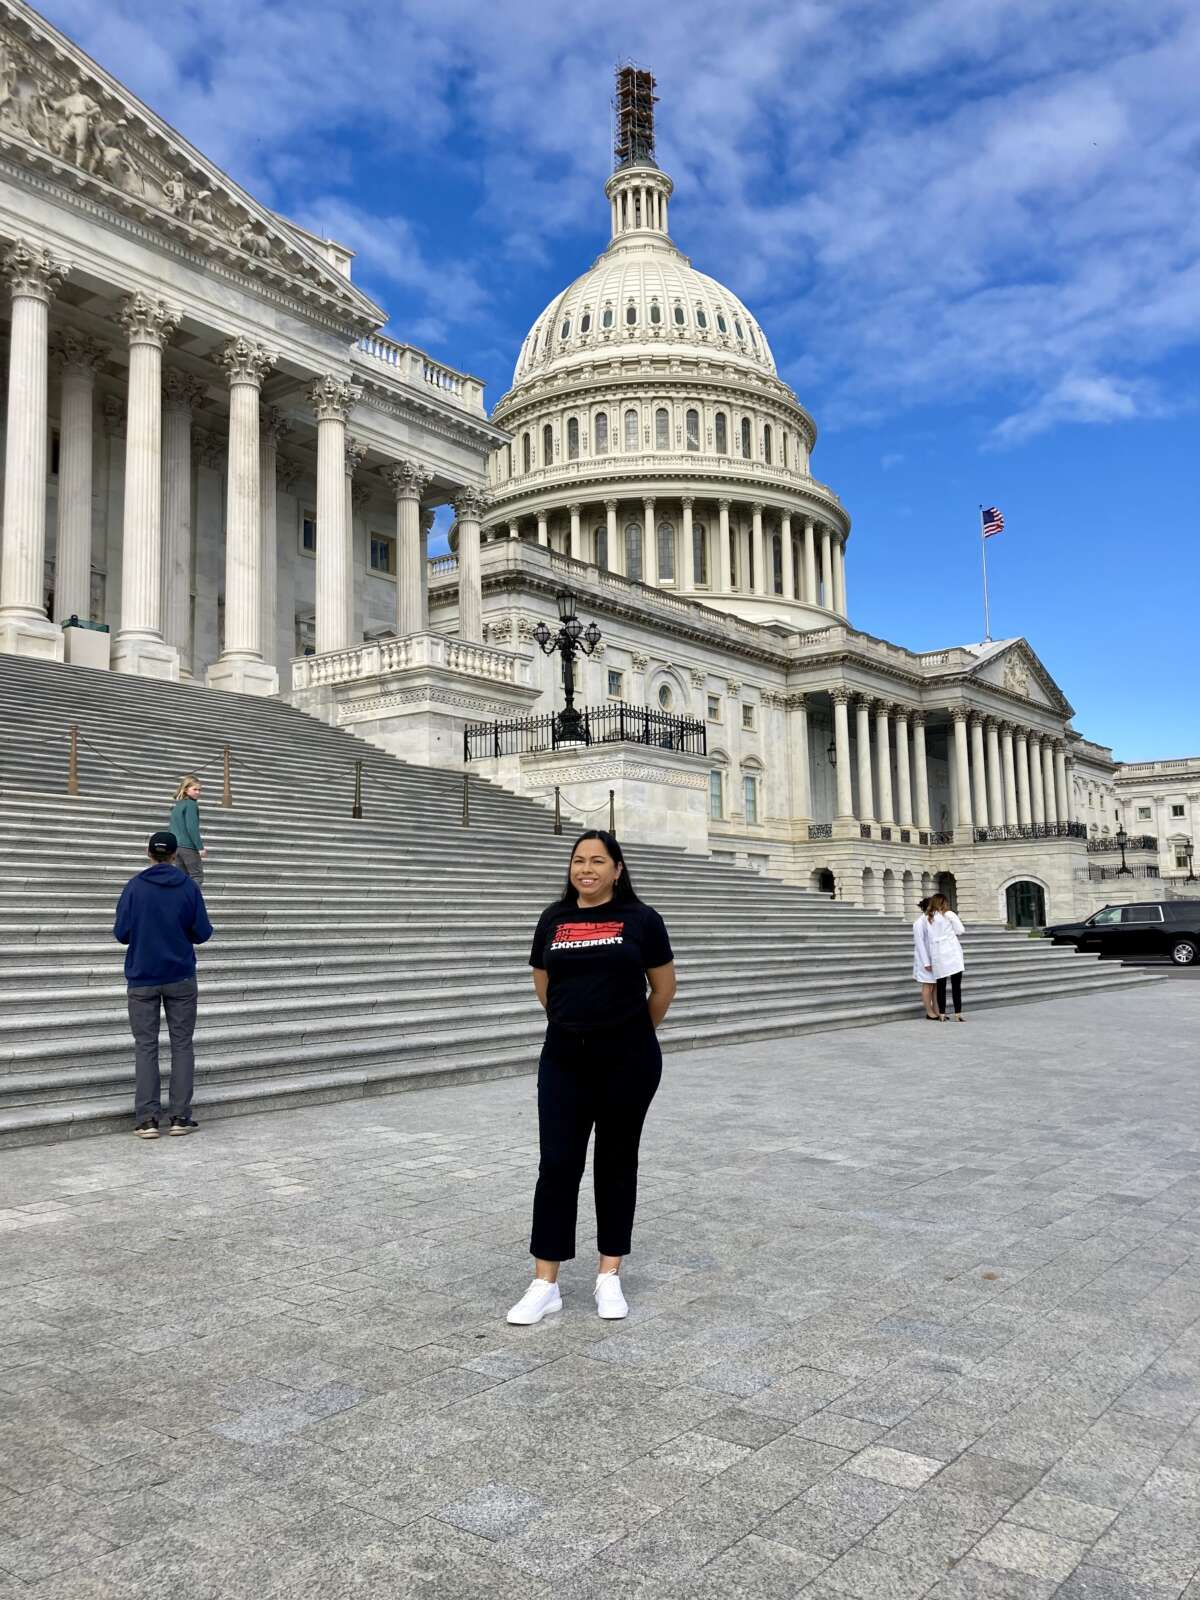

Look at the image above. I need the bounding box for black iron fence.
[974,821,1087,843]
[1086,835,1158,853]
[1074,863,1164,882]
[463,701,707,762]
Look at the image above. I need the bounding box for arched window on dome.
[763,424,773,464]
[673,303,685,326]
[542,322,553,354]
[657,521,676,583]
[734,318,744,340]
[696,306,708,329]
[542,423,554,465]
[772,531,783,594]
[560,317,571,340]
[602,304,614,329]
[717,311,728,334]
[522,432,531,474]
[625,301,638,326]
[740,417,752,459]
[655,408,670,450]
[748,325,758,351]
[625,522,644,582]
[594,525,608,571]
[693,521,708,586]
[714,412,728,454]
[649,300,662,325]
[567,417,579,460]
[594,411,608,455]
[685,408,700,451]
[781,431,788,468]
[580,310,591,333]
[624,408,639,451]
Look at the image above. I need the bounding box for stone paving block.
[846,1444,945,1488]
[820,1542,943,1598]
[925,1557,1063,1598]
[687,1532,827,1598]
[758,1467,911,1559]
[0,1521,115,1583]
[1053,1568,1186,1600]
[970,1521,1090,1583]
[438,1480,547,1541]
[694,1407,794,1450]
[1005,1487,1118,1543]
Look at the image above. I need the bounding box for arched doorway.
[811,867,835,897]
[1006,880,1046,928]
[862,867,879,909]
[902,870,916,916]
[936,871,957,910]
[883,868,900,915]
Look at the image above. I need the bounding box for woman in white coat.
[926,894,966,1021]
[912,897,940,1019]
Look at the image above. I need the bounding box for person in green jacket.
[169,776,206,883]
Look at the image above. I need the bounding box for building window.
[1175,845,1191,868]
[655,407,670,450]
[300,511,317,555]
[594,411,608,453]
[657,521,676,582]
[567,417,579,459]
[714,412,728,454]
[649,300,662,325]
[560,317,571,339]
[369,533,395,575]
[594,525,608,570]
[602,304,614,329]
[709,769,723,820]
[697,306,708,329]
[686,408,700,451]
[740,417,752,458]
[657,682,673,710]
[743,773,758,824]
[707,693,721,721]
[734,318,744,340]
[625,523,643,581]
[580,310,592,333]
[729,530,739,589]
[673,303,685,325]
[763,423,773,464]
[772,533,783,594]
[625,301,638,325]
[542,423,553,464]
[1171,803,1186,818]
[742,703,756,731]
[717,311,728,333]
[1136,805,1152,821]
[624,408,639,451]
[607,668,624,699]
[693,521,708,585]
[522,432,531,473]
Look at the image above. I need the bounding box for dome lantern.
[606,63,672,242]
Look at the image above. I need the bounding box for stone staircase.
[0,654,1156,1147]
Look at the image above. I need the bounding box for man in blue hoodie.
[114,830,214,1139]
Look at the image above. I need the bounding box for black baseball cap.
[148,830,178,859]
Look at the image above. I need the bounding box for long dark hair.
[559,830,641,906]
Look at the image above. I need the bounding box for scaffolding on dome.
[613,62,657,169]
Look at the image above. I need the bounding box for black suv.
[1046,901,1199,966]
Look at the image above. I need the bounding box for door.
[1005,881,1046,929]
[1077,905,1122,952]
[1118,903,1167,957]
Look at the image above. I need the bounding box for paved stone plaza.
[2,983,1200,1600]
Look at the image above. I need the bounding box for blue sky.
[44,0,1200,760]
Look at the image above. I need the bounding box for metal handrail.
[463,700,706,761]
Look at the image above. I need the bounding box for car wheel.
[1170,939,1197,966]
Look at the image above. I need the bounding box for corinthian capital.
[220,335,277,387]
[53,329,107,377]
[260,405,292,443]
[386,459,432,501]
[2,239,70,301]
[308,373,361,423]
[162,368,207,414]
[453,486,490,522]
[119,292,180,349]
[344,434,366,477]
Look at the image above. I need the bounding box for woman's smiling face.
[570,839,621,902]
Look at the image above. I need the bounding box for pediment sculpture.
[1002,653,1030,698]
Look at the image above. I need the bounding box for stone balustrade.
[291,631,526,692]
[354,332,485,413]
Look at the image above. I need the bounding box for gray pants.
[177,848,204,884]
[129,977,198,1122]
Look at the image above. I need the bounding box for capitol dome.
[484,96,850,634]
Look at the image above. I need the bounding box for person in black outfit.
[508,830,676,1326]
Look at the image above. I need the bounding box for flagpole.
[979,504,992,643]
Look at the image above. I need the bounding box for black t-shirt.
[529,899,674,1031]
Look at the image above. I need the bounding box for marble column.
[537,512,549,548]
[820,525,833,609]
[1001,723,1018,826]
[1029,734,1046,825]
[780,512,794,600]
[831,689,854,819]
[308,374,360,656]
[680,497,695,593]
[952,708,973,832]
[208,337,277,694]
[568,503,583,561]
[508,520,520,542]
[160,369,206,677]
[969,714,990,827]
[52,329,105,627]
[751,503,765,595]
[894,708,913,828]
[803,515,817,605]
[387,460,431,636]
[717,499,732,594]
[1042,739,1059,827]
[986,718,1004,826]
[603,501,619,574]
[833,537,847,615]
[113,292,181,679]
[875,700,895,827]
[912,713,931,830]
[0,240,69,659]
[787,692,811,820]
[1063,754,1076,824]
[419,507,433,626]
[454,487,487,643]
[1054,742,1069,823]
[1015,728,1032,826]
[642,495,657,585]
[258,406,290,675]
[855,696,875,823]
[344,434,367,644]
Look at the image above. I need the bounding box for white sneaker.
[506,1279,562,1325]
[594,1272,628,1319]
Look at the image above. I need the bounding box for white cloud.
[989,372,1165,444]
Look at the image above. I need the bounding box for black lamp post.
[1115,809,1131,876]
[826,736,837,769]
[533,590,601,745]
[1186,839,1195,883]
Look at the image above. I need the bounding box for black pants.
[128,977,198,1121]
[936,972,964,1015]
[530,1017,662,1262]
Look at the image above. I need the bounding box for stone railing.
[543,548,764,637]
[1119,759,1198,776]
[974,822,1088,843]
[492,452,844,501]
[807,822,832,839]
[291,631,527,691]
[428,555,458,577]
[354,332,485,414]
[1086,835,1158,853]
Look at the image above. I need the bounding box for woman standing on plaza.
[913,897,939,1019]
[168,776,206,884]
[927,893,967,1021]
[508,830,676,1326]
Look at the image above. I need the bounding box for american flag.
[981,506,1005,538]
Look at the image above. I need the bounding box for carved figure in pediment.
[187,189,219,231]
[236,222,273,259]
[1002,653,1029,698]
[0,40,22,127]
[49,77,100,166]
[161,175,190,216]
